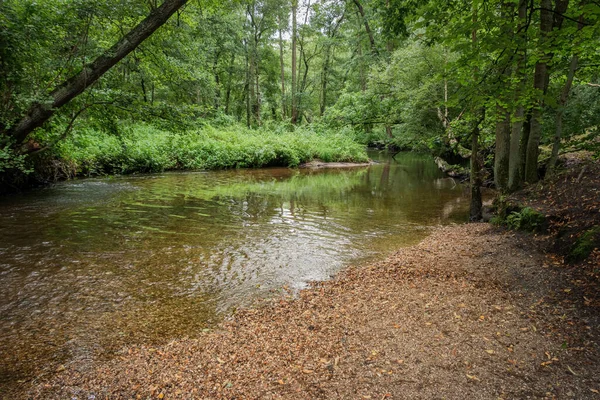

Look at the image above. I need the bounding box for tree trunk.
[470,5,482,221]
[255,67,261,125]
[547,53,578,176]
[224,52,235,114]
[508,105,524,191]
[278,15,286,119]
[470,119,483,221]
[320,46,331,116]
[291,0,298,124]
[507,0,528,192]
[525,0,569,183]
[319,11,344,117]
[213,51,221,111]
[493,2,513,192]
[547,11,584,177]
[519,109,532,182]
[245,40,251,128]
[352,0,377,56]
[494,109,511,191]
[3,0,188,147]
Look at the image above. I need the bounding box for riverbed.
[0,152,468,392]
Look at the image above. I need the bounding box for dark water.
[0,152,467,391]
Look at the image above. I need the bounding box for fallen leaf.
[485,350,495,355]
[466,374,480,381]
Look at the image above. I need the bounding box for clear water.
[0,152,468,391]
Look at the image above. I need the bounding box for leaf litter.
[27,220,600,399]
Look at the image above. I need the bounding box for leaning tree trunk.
[3,0,188,147]
[352,0,378,56]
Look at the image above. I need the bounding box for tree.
[1,0,188,150]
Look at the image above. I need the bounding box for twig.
[576,166,587,183]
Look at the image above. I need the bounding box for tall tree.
[524,0,569,183]
[291,0,298,123]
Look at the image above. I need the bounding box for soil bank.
[27,222,600,399]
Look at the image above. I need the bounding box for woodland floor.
[24,158,600,400]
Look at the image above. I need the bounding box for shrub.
[568,226,600,262]
[504,207,547,232]
[57,122,369,176]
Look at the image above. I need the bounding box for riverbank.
[27,219,599,398]
[0,124,369,194]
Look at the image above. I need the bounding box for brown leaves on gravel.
[28,222,600,399]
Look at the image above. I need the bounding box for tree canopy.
[1,0,599,206]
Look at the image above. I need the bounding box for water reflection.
[0,152,467,392]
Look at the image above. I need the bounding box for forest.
[2,1,600,398]
[1,0,598,210]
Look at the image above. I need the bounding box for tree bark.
[470,5,482,221]
[3,0,188,147]
[525,0,569,183]
[494,109,511,191]
[493,2,514,192]
[507,0,528,192]
[278,15,286,119]
[470,118,483,221]
[224,52,235,114]
[291,0,298,124]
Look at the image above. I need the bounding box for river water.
[0,152,468,391]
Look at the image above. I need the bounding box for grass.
[57,123,369,176]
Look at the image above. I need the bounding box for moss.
[568,226,600,263]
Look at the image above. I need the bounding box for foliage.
[57,123,368,176]
[568,226,600,263]
[0,142,31,173]
[503,207,547,232]
[1,0,600,193]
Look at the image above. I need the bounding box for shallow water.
[0,152,468,390]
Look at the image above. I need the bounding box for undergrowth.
[492,206,547,233]
[57,123,368,176]
[568,226,600,263]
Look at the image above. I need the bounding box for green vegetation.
[491,206,547,233]
[568,226,600,262]
[57,123,368,175]
[0,0,599,204]
[505,207,547,233]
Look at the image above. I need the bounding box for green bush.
[568,226,600,262]
[504,207,547,232]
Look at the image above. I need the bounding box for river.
[0,152,468,392]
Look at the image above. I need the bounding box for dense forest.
[1,0,599,216]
